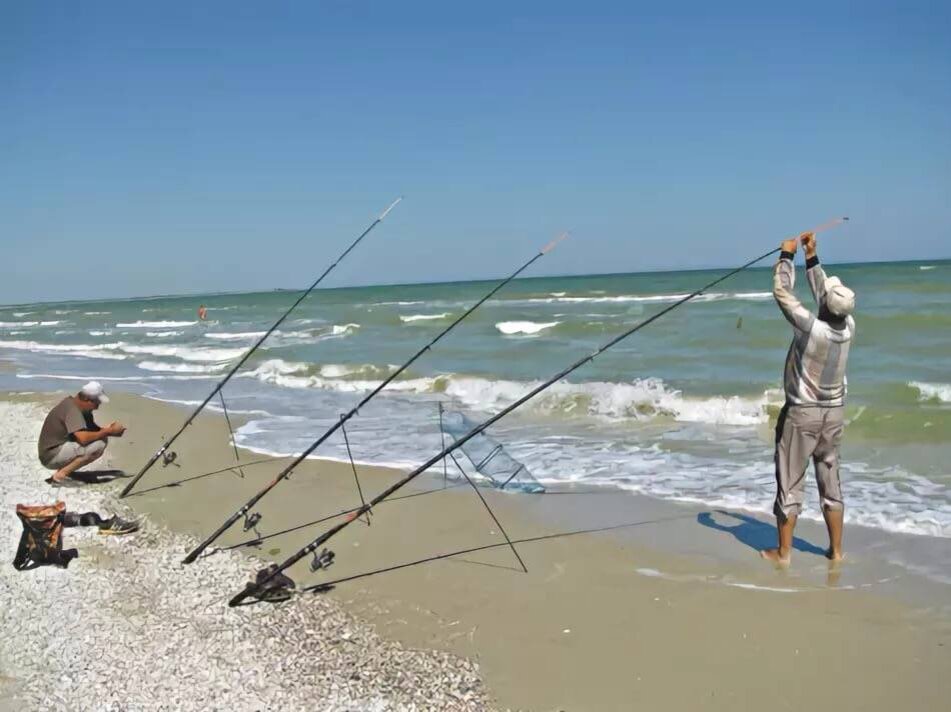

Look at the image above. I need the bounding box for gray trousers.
[773,404,845,520]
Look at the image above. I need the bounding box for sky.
[2,1,949,303]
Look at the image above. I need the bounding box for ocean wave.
[83,311,111,315]
[12,312,35,317]
[137,360,228,374]
[88,331,112,336]
[206,331,267,341]
[118,343,246,363]
[0,320,62,327]
[145,331,185,338]
[247,362,768,426]
[245,359,397,383]
[116,320,198,328]
[910,381,951,404]
[519,291,773,305]
[919,265,936,271]
[373,300,424,306]
[399,313,452,323]
[0,339,128,360]
[496,321,560,336]
[332,323,360,336]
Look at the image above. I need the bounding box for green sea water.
[2,259,949,537]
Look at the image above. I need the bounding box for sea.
[2,260,949,539]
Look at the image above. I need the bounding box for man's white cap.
[823,276,855,317]
[80,381,109,403]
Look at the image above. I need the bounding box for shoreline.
[5,390,949,710]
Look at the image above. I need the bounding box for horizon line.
[2,255,947,308]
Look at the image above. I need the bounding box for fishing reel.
[162,451,179,468]
[310,547,335,573]
[243,511,262,533]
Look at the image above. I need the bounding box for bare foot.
[825,548,845,562]
[760,548,791,567]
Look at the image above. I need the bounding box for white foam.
[910,381,951,404]
[145,331,185,338]
[12,312,34,317]
[118,343,246,363]
[0,320,62,327]
[206,331,267,341]
[137,360,227,374]
[496,321,560,336]
[88,331,111,337]
[919,265,936,271]
[83,311,111,315]
[332,323,360,336]
[399,313,451,323]
[116,320,198,328]
[0,339,128,360]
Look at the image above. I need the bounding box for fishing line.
[231,217,848,606]
[120,196,403,498]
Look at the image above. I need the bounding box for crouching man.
[37,382,126,486]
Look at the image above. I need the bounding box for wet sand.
[25,392,951,710]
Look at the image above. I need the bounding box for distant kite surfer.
[198,304,207,321]
[763,232,855,565]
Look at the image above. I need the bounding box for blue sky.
[2,1,949,303]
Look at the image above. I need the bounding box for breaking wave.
[910,381,951,404]
[145,331,185,338]
[116,320,198,328]
[206,331,267,341]
[496,321,560,336]
[118,344,246,363]
[0,340,128,360]
[137,360,228,374]
[332,323,360,336]
[399,313,452,323]
[0,320,62,327]
[246,360,768,426]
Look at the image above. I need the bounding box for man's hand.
[800,232,817,258]
[107,421,127,437]
[781,238,798,255]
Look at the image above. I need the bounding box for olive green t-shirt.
[38,397,92,466]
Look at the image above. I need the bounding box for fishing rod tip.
[541,231,570,254]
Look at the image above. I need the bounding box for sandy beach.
[4,390,949,710]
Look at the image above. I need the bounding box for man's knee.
[83,440,107,460]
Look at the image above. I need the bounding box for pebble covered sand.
[0,401,489,711]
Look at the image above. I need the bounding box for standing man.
[763,232,856,565]
[37,382,126,486]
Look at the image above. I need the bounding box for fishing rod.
[120,197,403,498]
[183,232,569,564]
[229,217,848,606]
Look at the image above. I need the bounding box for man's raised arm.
[773,238,816,332]
[801,232,829,307]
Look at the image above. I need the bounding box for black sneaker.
[46,477,84,489]
[98,516,139,536]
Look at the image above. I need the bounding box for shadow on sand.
[697,510,826,557]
